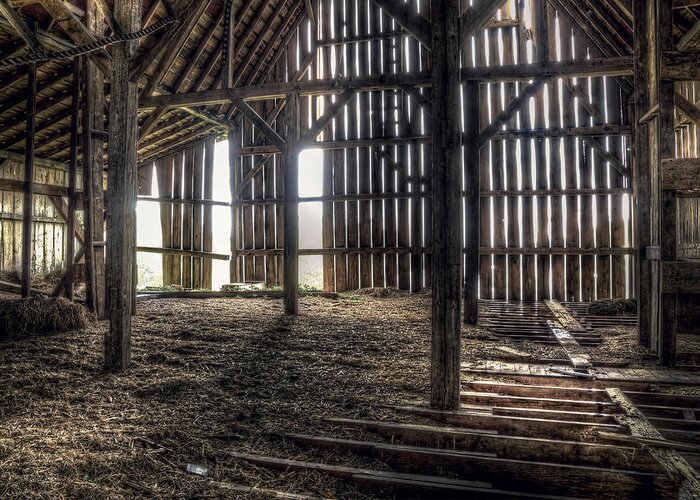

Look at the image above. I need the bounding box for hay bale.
[587,298,637,316]
[0,295,93,339]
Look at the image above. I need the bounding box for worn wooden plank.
[606,388,700,499]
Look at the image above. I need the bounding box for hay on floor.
[0,295,93,339]
[587,298,637,316]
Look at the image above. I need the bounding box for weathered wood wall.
[153,139,215,289]
[0,161,67,274]
[227,0,635,297]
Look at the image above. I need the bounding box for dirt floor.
[0,292,687,498]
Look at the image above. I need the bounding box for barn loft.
[1,0,700,497]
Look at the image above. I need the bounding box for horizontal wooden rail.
[136,246,229,260]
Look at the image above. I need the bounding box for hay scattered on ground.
[0,295,93,339]
[587,298,637,316]
[0,293,687,498]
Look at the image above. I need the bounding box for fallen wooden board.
[606,388,700,500]
[545,299,592,370]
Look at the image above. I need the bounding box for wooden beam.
[137,246,229,260]
[675,92,700,127]
[606,388,700,498]
[661,50,700,80]
[140,57,634,110]
[234,98,286,152]
[431,0,462,410]
[478,78,549,146]
[0,0,43,55]
[662,158,700,192]
[463,80,479,325]
[135,0,211,89]
[677,18,700,51]
[301,89,355,144]
[105,0,140,371]
[0,149,65,170]
[39,0,112,75]
[459,0,507,48]
[82,0,107,319]
[370,0,431,49]
[21,27,37,298]
[283,92,300,315]
[65,58,80,301]
[303,0,315,26]
[633,0,654,350]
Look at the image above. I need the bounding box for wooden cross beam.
[370,0,431,49]
[234,98,286,152]
[301,89,356,144]
[459,0,508,48]
[675,92,700,127]
[0,0,43,55]
[39,0,112,75]
[676,17,700,50]
[478,78,550,146]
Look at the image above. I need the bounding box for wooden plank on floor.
[606,388,700,499]
[280,433,671,498]
[544,299,592,370]
[388,405,624,441]
[324,417,658,470]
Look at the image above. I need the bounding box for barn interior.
[1,0,700,497]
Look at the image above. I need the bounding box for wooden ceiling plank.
[128,0,204,82]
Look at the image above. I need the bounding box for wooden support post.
[21,24,37,298]
[82,0,106,318]
[222,0,240,284]
[634,0,654,349]
[463,80,479,325]
[284,92,299,315]
[431,0,462,409]
[65,58,80,301]
[657,2,678,367]
[105,0,140,371]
